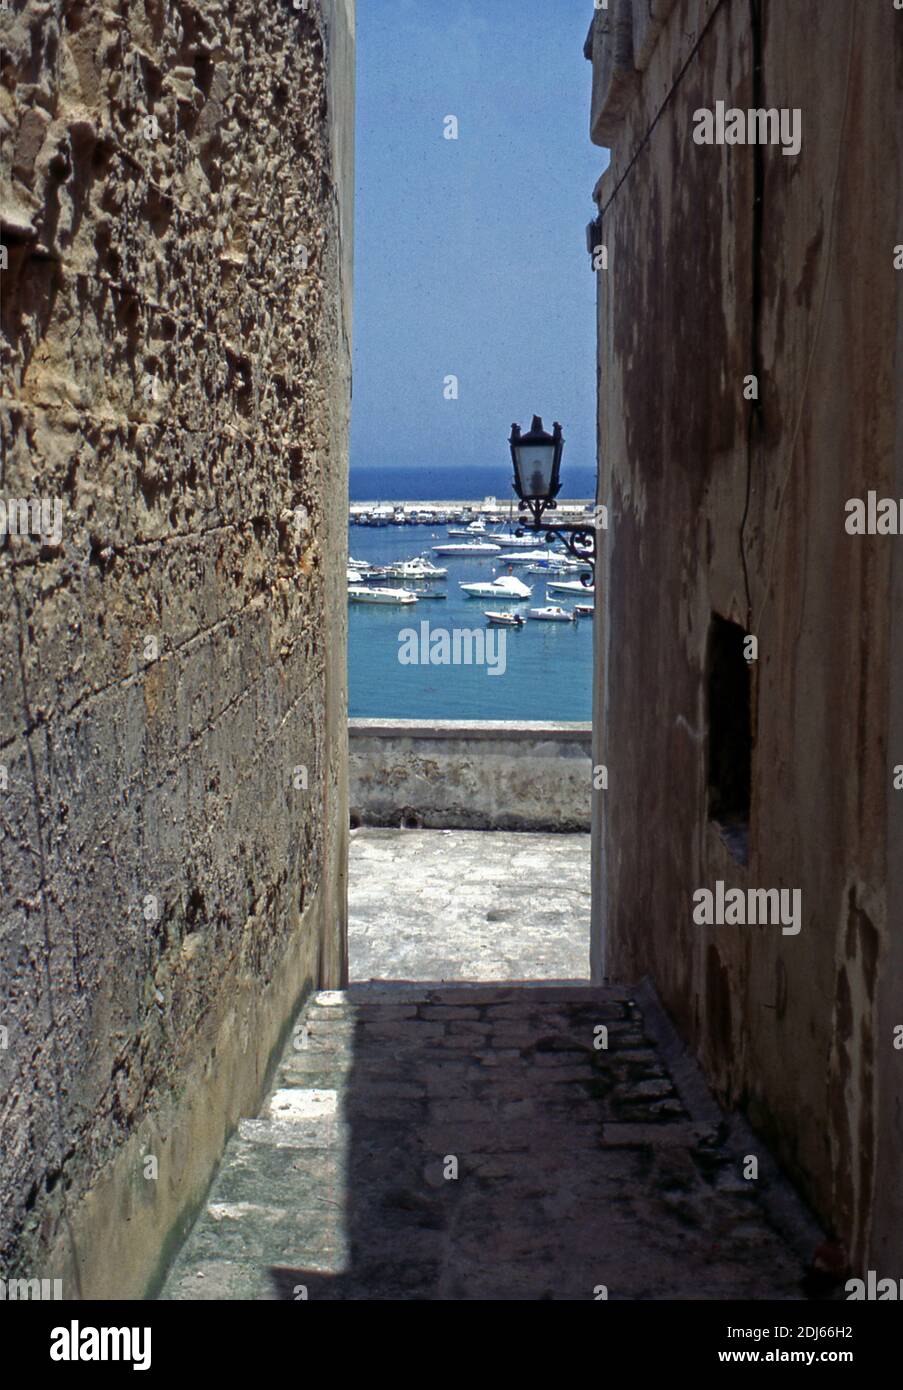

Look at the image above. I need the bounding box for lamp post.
[509,415,597,586]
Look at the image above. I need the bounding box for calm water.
[348,531,594,721]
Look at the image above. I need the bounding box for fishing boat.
[349,586,419,605]
[459,575,532,600]
[484,611,526,627]
[432,541,502,556]
[527,605,576,623]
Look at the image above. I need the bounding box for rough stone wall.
[0,0,353,1297]
[589,0,901,1270]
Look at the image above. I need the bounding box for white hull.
[527,606,576,623]
[497,550,561,564]
[484,611,525,627]
[432,543,502,556]
[546,580,595,596]
[460,577,533,600]
[349,587,419,605]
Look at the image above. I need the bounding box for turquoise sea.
[348,467,596,721]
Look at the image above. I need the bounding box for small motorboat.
[527,605,576,623]
[382,556,448,580]
[496,549,560,565]
[349,586,419,605]
[574,604,595,617]
[484,611,526,627]
[459,575,532,600]
[526,561,581,575]
[488,531,536,547]
[546,579,595,596]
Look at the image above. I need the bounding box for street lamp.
[509,415,597,584]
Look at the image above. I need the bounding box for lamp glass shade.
[514,442,557,500]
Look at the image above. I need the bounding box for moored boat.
[432,542,502,556]
[459,575,532,600]
[527,605,576,623]
[546,579,595,596]
[497,549,562,565]
[349,586,419,605]
[382,556,449,580]
[484,611,525,627]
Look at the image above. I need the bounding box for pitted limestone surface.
[161,983,810,1300]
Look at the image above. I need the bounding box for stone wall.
[350,719,593,833]
[0,0,353,1297]
[588,0,902,1270]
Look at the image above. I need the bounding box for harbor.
[347,511,595,722]
[349,497,594,527]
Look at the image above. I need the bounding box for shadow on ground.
[162,981,816,1301]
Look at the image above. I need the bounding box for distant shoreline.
[349,498,593,512]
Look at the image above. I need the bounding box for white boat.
[497,549,561,565]
[347,568,365,584]
[574,604,594,617]
[383,556,448,580]
[489,532,536,547]
[348,557,370,570]
[527,605,576,623]
[459,575,533,600]
[349,586,419,605]
[546,579,595,596]
[447,519,488,537]
[485,611,525,627]
[432,542,501,556]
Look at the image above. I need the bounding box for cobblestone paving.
[162,983,812,1300]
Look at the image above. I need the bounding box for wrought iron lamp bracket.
[515,498,596,588]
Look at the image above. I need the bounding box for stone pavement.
[161,830,819,1300]
[348,828,591,981]
[162,981,818,1300]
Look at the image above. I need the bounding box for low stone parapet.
[349,719,593,832]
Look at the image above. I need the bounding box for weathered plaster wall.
[0,0,353,1297]
[350,720,593,833]
[589,0,901,1269]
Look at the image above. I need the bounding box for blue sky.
[350,0,608,477]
